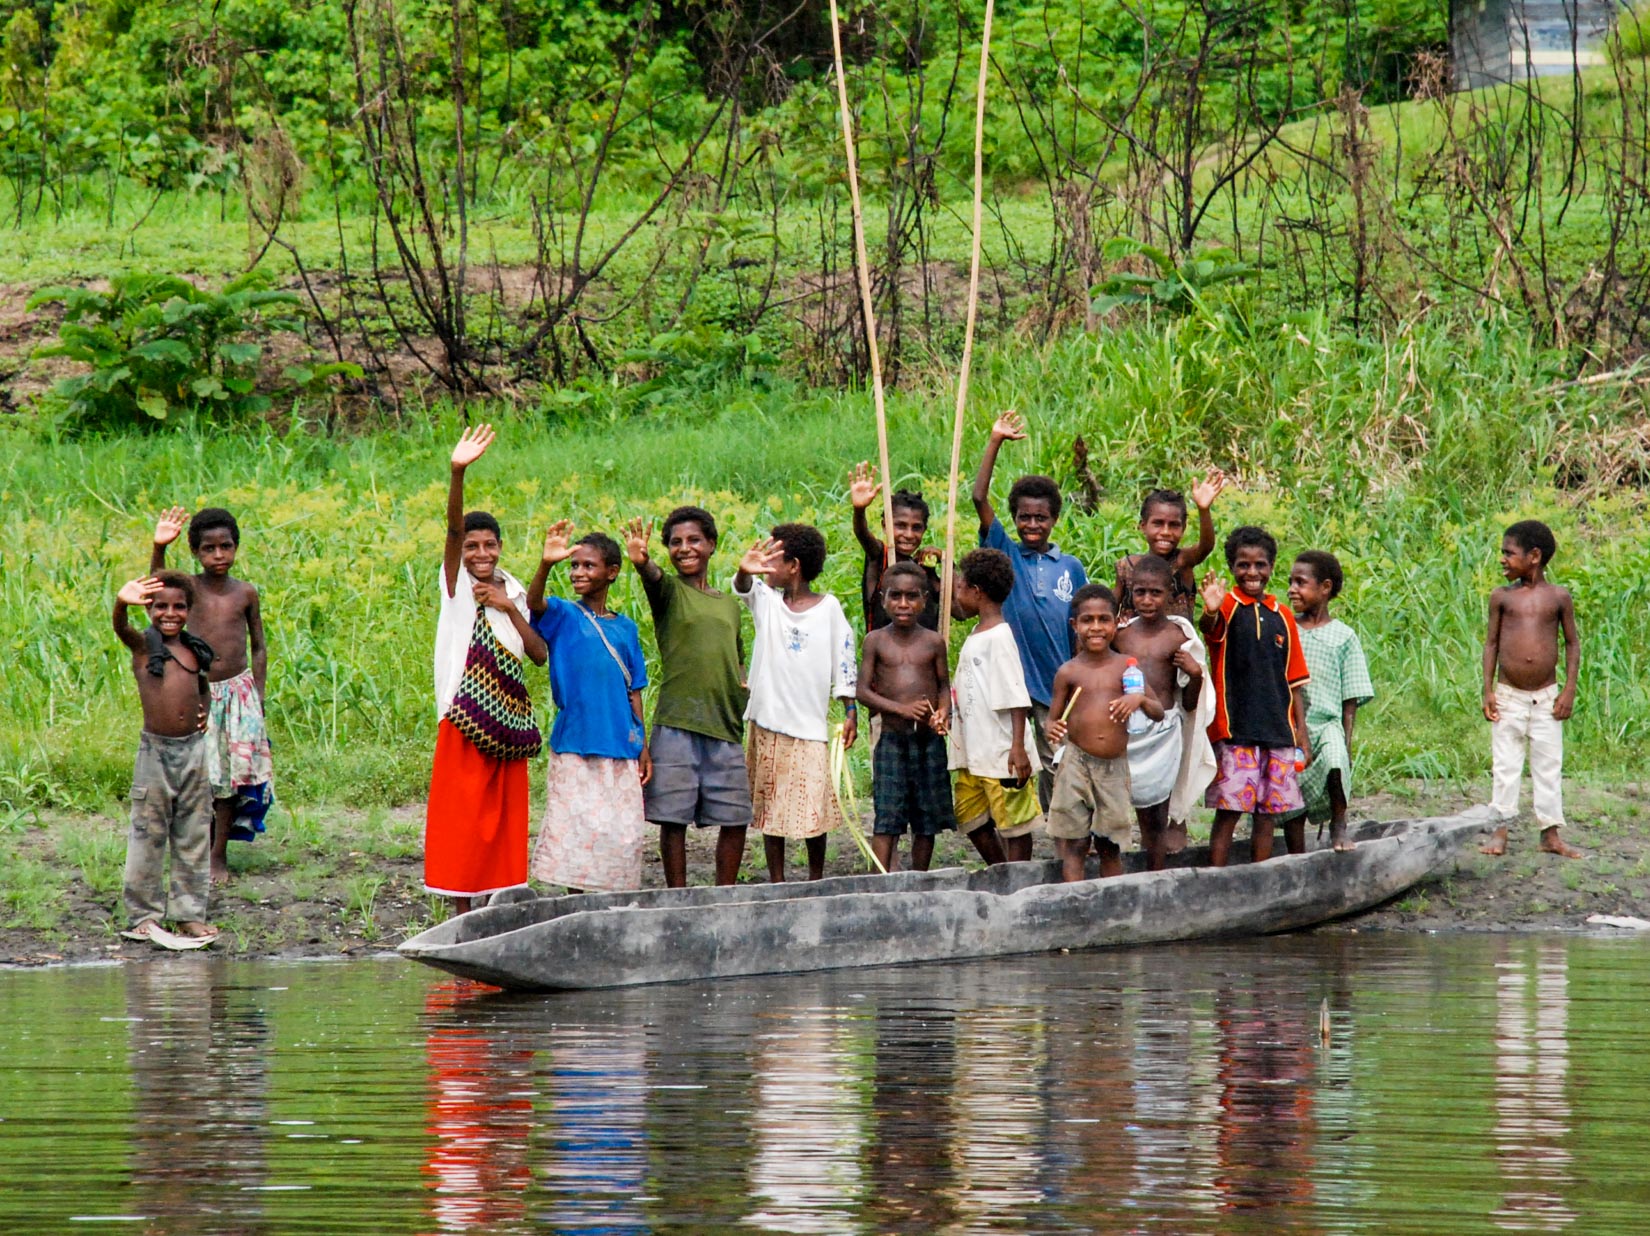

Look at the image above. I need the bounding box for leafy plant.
[27,271,304,430]
[1090,237,1258,319]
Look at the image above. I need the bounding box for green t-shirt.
[647,572,748,745]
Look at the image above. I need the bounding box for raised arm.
[1554,588,1581,721]
[150,507,187,574]
[527,520,574,616]
[113,577,161,651]
[623,516,664,604]
[1482,590,1505,721]
[246,586,268,697]
[1198,570,1228,640]
[849,461,884,559]
[1181,469,1227,570]
[444,425,496,598]
[972,410,1026,534]
[733,538,784,595]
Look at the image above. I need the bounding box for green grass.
[0,308,1645,818]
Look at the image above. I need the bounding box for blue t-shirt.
[532,596,649,759]
[981,518,1087,706]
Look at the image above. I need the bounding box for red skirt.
[424,720,530,897]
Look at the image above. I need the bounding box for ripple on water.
[2,937,1649,1233]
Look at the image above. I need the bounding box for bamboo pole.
[825,0,897,558]
[939,0,996,645]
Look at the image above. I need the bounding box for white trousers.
[1490,682,1565,828]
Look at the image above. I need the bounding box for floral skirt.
[531,751,647,892]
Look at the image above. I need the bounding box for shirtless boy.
[113,573,219,947]
[1113,555,1203,869]
[152,507,270,884]
[1046,585,1164,882]
[1114,473,1226,621]
[1480,520,1582,859]
[857,563,952,872]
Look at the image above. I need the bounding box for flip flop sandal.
[148,925,214,952]
[120,921,161,942]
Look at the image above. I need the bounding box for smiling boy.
[626,507,752,887]
[849,461,942,632]
[972,410,1088,811]
[113,572,219,948]
[1046,584,1164,882]
[1479,520,1583,859]
[151,506,270,883]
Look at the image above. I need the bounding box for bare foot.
[175,920,220,941]
[1163,821,1189,854]
[1479,825,1509,856]
[211,862,232,887]
[1329,823,1357,853]
[1539,827,1584,859]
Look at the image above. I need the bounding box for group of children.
[110,416,1586,943]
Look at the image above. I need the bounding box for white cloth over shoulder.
[949,622,1044,779]
[735,576,857,743]
[1163,614,1217,826]
[433,565,530,718]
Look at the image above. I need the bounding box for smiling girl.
[426,426,548,914]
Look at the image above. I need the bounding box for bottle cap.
[1125,657,1138,666]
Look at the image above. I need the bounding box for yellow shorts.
[953,769,1042,838]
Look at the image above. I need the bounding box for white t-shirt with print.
[735,577,857,743]
[948,621,1044,778]
[433,566,530,719]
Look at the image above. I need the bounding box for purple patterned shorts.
[1204,741,1304,815]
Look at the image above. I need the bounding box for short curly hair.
[881,560,928,590]
[772,522,827,582]
[463,510,502,541]
[662,505,717,546]
[1505,519,1557,565]
[153,570,196,608]
[1223,525,1278,568]
[1130,553,1177,589]
[575,532,623,568]
[1139,489,1188,522]
[1008,474,1063,520]
[890,490,931,525]
[1292,550,1343,598]
[188,507,240,550]
[959,547,1015,603]
[1069,582,1118,618]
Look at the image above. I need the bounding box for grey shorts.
[644,724,754,828]
[1046,747,1133,846]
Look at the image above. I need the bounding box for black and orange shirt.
[1204,590,1310,748]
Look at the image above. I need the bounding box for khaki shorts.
[1046,748,1133,845]
[953,769,1042,837]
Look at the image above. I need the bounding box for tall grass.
[1,313,1644,811]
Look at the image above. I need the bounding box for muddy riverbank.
[3,782,1646,966]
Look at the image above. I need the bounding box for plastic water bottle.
[1122,658,1150,734]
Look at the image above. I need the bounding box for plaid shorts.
[872,727,955,837]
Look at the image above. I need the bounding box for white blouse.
[432,565,530,719]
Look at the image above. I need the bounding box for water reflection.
[1490,942,1575,1232]
[4,937,1641,1232]
[124,962,272,1235]
[421,981,533,1232]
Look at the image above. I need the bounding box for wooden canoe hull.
[398,814,1485,991]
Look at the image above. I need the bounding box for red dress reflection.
[1213,991,1318,1215]
[421,981,533,1233]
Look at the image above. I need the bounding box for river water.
[1,935,1646,1233]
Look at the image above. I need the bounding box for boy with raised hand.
[972,409,1087,812]
[947,548,1034,866]
[858,562,952,872]
[733,524,859,883]
[1479,520,1583,860]
[1114,472,1227,621]
[848,461,943,633]
[151,505,270,885]
[113,573,219,949]
[1046,584,1165,883]
[625,507,752,887]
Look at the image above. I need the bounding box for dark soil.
[2,781,1646,968]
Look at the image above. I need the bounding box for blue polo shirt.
[982,518,1087,706]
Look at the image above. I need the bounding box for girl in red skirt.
[427,426,548,913]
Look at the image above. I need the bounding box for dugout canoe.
[398,813,1487,992]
